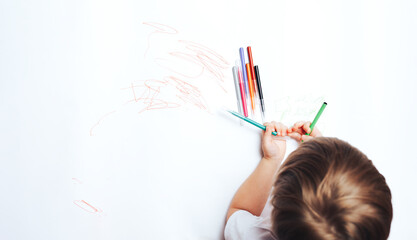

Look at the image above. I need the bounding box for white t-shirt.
[224,196,277,240]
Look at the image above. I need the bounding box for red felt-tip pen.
[238,67,248,117]
[247,46,258,96]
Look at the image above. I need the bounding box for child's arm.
[226,122,287,221]
[287,121,322,142]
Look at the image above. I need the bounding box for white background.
[1,0,416,239]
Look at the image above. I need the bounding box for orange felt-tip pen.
[246,63,255,113]
[247,46,258,96]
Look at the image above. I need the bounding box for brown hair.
[271,137,392,240]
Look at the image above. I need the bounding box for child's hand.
[262,122,287,162]
[287,121,322,142]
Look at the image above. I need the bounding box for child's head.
[271,137,392,240]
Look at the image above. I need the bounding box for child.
[224,121,392,240]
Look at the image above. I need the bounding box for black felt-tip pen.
[254,65,265,122]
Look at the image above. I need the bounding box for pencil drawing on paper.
[272,95,326,123]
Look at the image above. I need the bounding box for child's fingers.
[288,132,302,141]
[281,124,288,136]
[263,123,273,140]
[310,127,322,137]
[301,134,314,142]
[292,121,307,132]
[271,121,287,136]
[302,122,312,134]
[270,121,280,136]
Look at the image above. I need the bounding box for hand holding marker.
[287,102,327,142]
[227,102,326,138]
[228,101,327,139]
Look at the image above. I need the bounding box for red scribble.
[166,76,208,110]
[143,22,178,58]
[120,76,209,114]
[90,110,117,136]
[142,22,178,34]
[157,40,230,92]
[90,23,228,134]
[72,178,83,184]
[122,79,182,114]
[181,40,229,82]
[180,40,229,67]
[73,200,103,214]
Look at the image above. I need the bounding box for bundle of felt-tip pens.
[232,47,266,123]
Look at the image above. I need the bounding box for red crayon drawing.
[90,22,228,135]
[178,40,229,87]
[122,79,181,113]
[167,76,208,111]
[73,200,103,214]
[155,40,229,92]
[121,76,208,114]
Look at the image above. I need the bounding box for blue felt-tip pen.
[239,48,250,97]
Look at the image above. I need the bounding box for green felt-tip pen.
[306,102,327,137]
[227,109,278,136]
